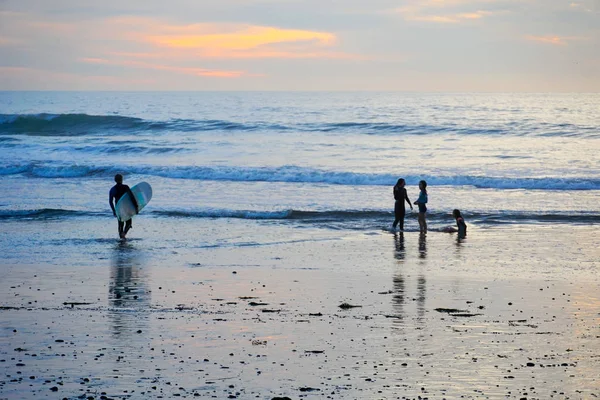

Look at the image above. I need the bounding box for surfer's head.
[114,174,123,184]
[453,209,461,218]
[396,178,405,187]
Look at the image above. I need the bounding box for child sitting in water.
[443,209,467,237]
[453,209,467,237]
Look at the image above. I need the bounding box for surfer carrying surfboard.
[109,174,139,239]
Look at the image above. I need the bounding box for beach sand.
[1,224,599,399]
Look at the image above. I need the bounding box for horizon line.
[1,90,599,94]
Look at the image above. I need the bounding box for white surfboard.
[116,182,152,222]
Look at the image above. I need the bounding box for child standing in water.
[392,178,413,231]
[414,180,428,234]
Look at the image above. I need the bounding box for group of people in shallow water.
[392,178,467,237]
[108,173,466,240]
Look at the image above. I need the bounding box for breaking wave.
[1,163,599,190]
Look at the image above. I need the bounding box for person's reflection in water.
[416,234,427,327]
[418,233,427,259]
[392,233,406,324]
[109,240,150,337]
[416,275,427,322]
[394,232,406,261]
[392,273,405,324]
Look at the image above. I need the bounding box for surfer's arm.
[109,189,116,216]
[127,187,139,214]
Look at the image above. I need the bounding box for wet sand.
[1,226,600,399]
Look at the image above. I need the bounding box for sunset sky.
[0,0,598,91]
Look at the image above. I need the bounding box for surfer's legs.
[122,220,132,238]
[118,221,125,238]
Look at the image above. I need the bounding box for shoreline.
[2,226,599,399]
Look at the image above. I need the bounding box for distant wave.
[0,113,289,136]
[1,163,599,190]
[3,207,599,226]
[0,113,157,136]
[66,144,187,155]
[1,113,597,138]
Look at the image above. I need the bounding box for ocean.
[2,92,600,399]
[0,91,599,266]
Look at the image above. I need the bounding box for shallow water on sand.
[1,224,599,399]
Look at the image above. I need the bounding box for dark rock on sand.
[434,308,466,314]
[299,387,320,392]
[339,303,361,309]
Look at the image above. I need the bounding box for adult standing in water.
[414,180,428,234]
[392,178,413,231]
[109,174,138,239]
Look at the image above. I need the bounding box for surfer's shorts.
[418,204,427,213]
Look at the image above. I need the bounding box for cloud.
[1,12,356,84]
[0,65,155,89]
[148,26,335,50]
[524,35,586,46]
[569,2,594,13]
[402,9,493,23]
[144,24,354,59]
[79,57,250,78]
[0,36,20,46]
[394,1,497,24]
[525,35,566,45]
[100,18,350,60]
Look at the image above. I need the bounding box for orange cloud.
[149,26,335,50]
[525,35,568,45]
[80,57,248,78]
[140,24,346,60]
[400,9,493,23]
[99,18,347,60]
[0,37,19,46]
[394,1,496,23]
[111,48,362,61]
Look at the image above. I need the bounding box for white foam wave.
[2,163,599,190]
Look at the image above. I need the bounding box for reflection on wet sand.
[394,232,405,261]
[418,233,427,259]
[416,275,426,322]
[392,274,405,323]
[109,240,150,337]
[391,233,428,325]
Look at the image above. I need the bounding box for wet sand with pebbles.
[1,225,600,399]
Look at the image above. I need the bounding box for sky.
[0,0,598,91]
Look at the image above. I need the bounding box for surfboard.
[115,182,152,222]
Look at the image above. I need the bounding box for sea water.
[0,91,599,266]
